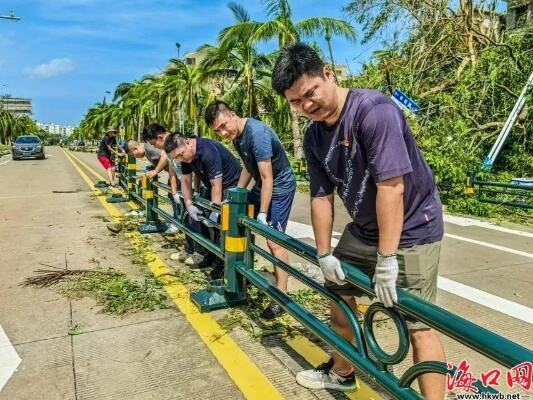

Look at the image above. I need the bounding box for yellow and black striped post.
[138,173,166,234]
[222,188,249,295]
[106,153,131,203]
[464,170,475,195]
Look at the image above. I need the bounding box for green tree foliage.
[345,0,532,218]
[76,0,355,158]
[0,110,39,144]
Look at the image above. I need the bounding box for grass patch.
[296,182,310,193]
[23,268,169,316]
[167,268,208,293]
[59,269,169,316]
[216,285,332,340]
[0,144,10,156]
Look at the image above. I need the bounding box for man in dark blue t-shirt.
[164,133,242,279]
[272,44,445,398]
[205,101,297,320]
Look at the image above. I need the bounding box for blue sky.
[0,0,389,126]
[0,0,507,126]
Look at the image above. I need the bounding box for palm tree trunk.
[289,107,303,159]
[137,110,142,142]
[325,31,339,84]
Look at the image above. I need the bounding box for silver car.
[12,135,45,160]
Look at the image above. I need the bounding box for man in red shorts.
[97,127,119,187]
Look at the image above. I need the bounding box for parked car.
[12,135,45,160]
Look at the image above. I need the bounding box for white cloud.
[25,58,75,78]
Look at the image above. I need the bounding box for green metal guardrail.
[107,156,533,399]
[465,171,533,209]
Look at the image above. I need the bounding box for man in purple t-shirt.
[272,43,445,399]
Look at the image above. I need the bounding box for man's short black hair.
[142,123,166,142]
[272,43,325,95]
[204,101,233,126]
[163,132,187,155]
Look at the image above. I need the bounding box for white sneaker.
[125,210,139,217]
[184,252,204,266]
[296,359,357,392]
[164,224,179,234]
[170,251,189,262]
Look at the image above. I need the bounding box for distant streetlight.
[0,10,20,21]
[102,90,111,105]
[176,42,181,59]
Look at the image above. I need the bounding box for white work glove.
[373,253,399,308]
[257,212,268,225]
[209,211,219,223]
[317,253,346,285]
[186,204,202,221]
[172,193,180,204]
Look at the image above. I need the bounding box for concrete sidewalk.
[0,147,246,399]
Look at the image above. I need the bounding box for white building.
[37,122,76,137]
[0,97,32,115]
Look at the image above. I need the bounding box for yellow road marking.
[286,336,382,400]
[62,149,282,400]
[67,151,138,210]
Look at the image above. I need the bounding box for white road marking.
[444,214,533,239]
[438,277,533,324]
[287,219,533,322]
[0,324,21,391]
[286,220,340,247]
[444,233,533,259]
[0,160,10,166]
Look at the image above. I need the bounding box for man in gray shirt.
[127,140,162,168]
[205,102,297,320]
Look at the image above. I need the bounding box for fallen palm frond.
[22,268,90,288]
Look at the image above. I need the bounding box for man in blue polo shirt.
[205,101,297,320]
[164,133,242,279]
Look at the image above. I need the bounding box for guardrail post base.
[191,188,248,312]
[191,279,246,312]
[138,222,167,234]
[106,191,129,203]
[94,180,108,188]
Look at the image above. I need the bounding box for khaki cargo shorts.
[326,228,441,330]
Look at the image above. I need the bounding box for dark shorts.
[97,155,115,170]
[327,228,441,330]
[248,187,295,232]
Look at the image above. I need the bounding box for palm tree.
[0,110,39,144]
[200,3,273,119]
[222,0,356,158]
[165,59,207,136]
